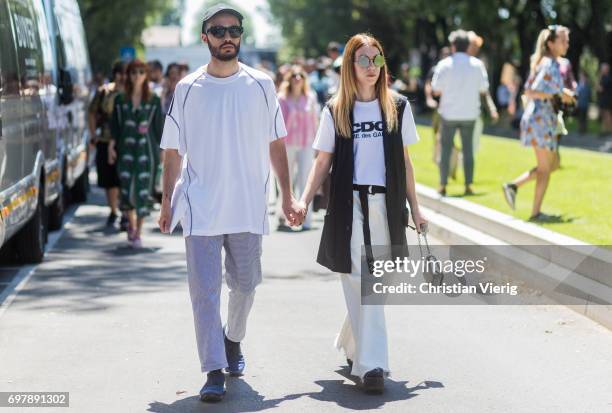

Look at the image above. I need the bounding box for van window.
[7,0,44,96]
[31,0,54,76]
[53,0,90,87]
[0,0,20,97]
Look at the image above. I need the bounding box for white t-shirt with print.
[312,99,420,187]
[160,63,287,236]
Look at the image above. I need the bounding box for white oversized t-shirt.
[312,99,420,186]
[160,63,287,236]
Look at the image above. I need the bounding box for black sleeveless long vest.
[317,95,410,273]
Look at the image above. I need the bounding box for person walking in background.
[157,4,302,403]
[162,62,181,114]
[108,59,164,247]
[502,26,575,221]
[467,31,499,155]
[276,65,319,230]
[298,33,426,394]
[424,47,453,172]
[432,29,491,196]
[88,61,127,230]
[147,60,164,97]
[576,71,592,134]
[598,63,612,137]
[178,62,190,79]
[310,58,333,107]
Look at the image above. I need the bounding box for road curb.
[417,184,612,330]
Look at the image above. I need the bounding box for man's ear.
[201,33,208,44]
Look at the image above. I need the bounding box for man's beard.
[208,41,240,62]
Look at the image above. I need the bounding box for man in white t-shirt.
[432,29,490,196]
[157,3,304,403]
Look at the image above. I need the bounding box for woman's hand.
[561,88,576,104]
[108,143,117,165]
[411,209,428,234]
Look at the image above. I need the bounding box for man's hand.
[158,149,182,234]
[158,200,172,233]
[490,110,499,123]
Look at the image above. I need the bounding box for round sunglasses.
[355,54,385,69]
[206,25,244,39]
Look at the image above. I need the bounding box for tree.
[77,0,174,74]
[267,0,612,84]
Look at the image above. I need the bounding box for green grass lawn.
[410,125,612,245]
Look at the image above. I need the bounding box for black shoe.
[438,188,446,197]
[347,358,353,368]
[224,335,245,376]
[464,186,474,196]
[106,212,118,227]
[200,369,225,403]
[502,183,517,210]
[119,216,128,232]
[528,212,558,222]
[363,368,385,394]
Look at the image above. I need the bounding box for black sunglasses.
[206,25,244,39]
[291,73,304,80]
[130,69,146,76]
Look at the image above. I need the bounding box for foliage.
[77,0,174,74]
[268,0,612,84]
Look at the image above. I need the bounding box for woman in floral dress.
[109,59,164,247]
[502,26,575,221]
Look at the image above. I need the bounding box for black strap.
[355,188,376,274]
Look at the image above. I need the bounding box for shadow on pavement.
[146,366,443,412]
[147,376,303,413]
[7,188,188,313]
[293,366,444,410]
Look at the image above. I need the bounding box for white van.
[0,0,91,263]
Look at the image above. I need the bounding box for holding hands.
[283,196,307,227]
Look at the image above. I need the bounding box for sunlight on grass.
[410,125,612,245]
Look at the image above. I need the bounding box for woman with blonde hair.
[299,33,426,393]
[276,65,319,230]
[503,25,575,220]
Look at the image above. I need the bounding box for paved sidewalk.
[1,189,612,412]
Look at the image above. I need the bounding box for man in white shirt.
[432,29,490,196]
[157,3,304,403]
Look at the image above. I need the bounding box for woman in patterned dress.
[502,26,575,221]
[109,59,164,248]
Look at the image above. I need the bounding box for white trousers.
[335,191,391,379]
[275,145,314,227]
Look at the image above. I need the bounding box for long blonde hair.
[330,33,398,138]
[530,25,569,73]
[278,65,311,99]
